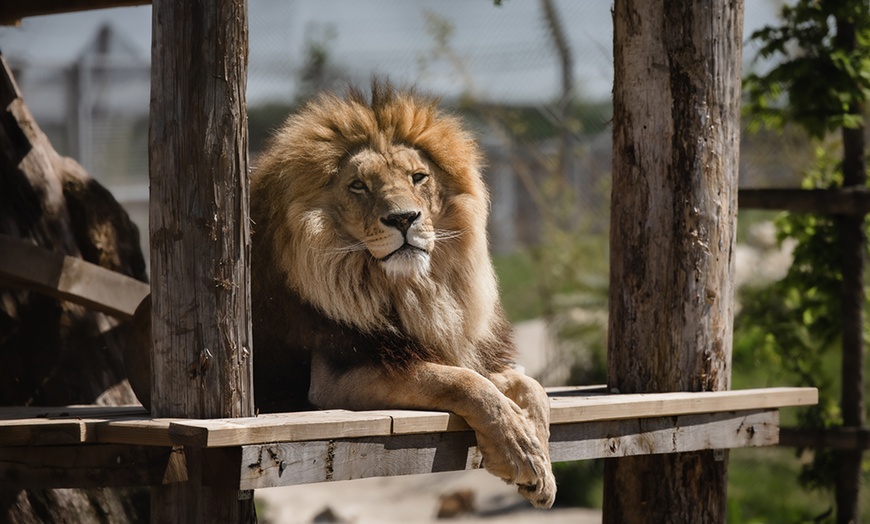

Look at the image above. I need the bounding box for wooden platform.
[0,386,817,490]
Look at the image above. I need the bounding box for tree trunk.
[604,1,743,522]
[148,0,255,522]
[0,54,149,523]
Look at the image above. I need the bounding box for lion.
[127,83,555,508]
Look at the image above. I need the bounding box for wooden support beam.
[739,188,870,216]
[780,427,870,451]
[0,388,814,490]
[0,405,147,446]
[229,410,779,490]
[0,444,177,489]
[0,409,781,490]
[0,234,149,320]
[0,387,818,448]
[0,0,150,26]
[148,0,252,520]
[607,0,743,521]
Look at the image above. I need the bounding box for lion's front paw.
[474,401,556,509]
[517,467,557,509]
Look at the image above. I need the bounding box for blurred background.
[2,1,852,522]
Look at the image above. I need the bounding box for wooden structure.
[0,1,829,523]
[0,229,819,493]
[0,388,817,491]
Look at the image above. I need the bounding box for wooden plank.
[0,444,175,489]
[739,187,870,216]
[0,405,148,446]
[232,409,778,490]
[379,410,471,434]
[0,0,149,25]
[2,388,814,448]
[168,410,394,447]
[548,387,817,424]
[779,426,870,451]
[549,409,778,461]
[97,418,176,447]
[0,409,780,490]
[235,432,483,490]
[0,405,147,420]
[0,234,149,320]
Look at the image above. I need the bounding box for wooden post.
[605,1,743,522]
[835,14,866,524]
[148,0,254,522]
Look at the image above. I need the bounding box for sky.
[0,0,782,106]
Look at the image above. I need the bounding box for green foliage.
[728,448,837,523]
[743,0,870,138]
[734,150,853,495]
[552,460,603,508]
[738,0,870,508]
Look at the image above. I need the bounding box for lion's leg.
[309,356,556,509]
[487,368,551,447]
[486,368,555,504]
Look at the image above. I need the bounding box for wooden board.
[547,387,818,424]
[0,444,174,489]
[168,410,395,447]
[232,410,778,490]
[0,0,149,25]
[0,405,148,446]
[0,388,816,448]
[0,234,149,319]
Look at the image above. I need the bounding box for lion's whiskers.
[327,241,368,254]
[433,229,467,242]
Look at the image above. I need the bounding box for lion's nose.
[381,211,421,234]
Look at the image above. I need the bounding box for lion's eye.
[348,180,368,193]
[412,172,429,185]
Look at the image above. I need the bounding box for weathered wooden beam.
[0,409,782,490]
[0,0,149,26]
[228,410,778,490]
[0,405,147,446]
[739,188,870,216]
[0,444,178,489]
[168,410,395,448]
[0,387,817,449]
[0,234,149,320]
[780,427,870,451]
[148,0,252,519]
[607,0,743,521]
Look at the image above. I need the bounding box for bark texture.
[0,54,148,522]
[149,0,255,521]
[604,1,743,522]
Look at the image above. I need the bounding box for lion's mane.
[250,83,512,378]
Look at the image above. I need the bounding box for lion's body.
[250,85,516,410]
[126,84,556,508]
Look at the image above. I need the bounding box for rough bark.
[149,0,255,521]
[604,1,743,522]
[0,54,148,522]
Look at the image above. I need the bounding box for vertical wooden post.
[148,0,254,522]
[605,1,743,522]
[835,15,866,524]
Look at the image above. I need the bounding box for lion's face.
[252,85,502,349]
[331,145,444,279]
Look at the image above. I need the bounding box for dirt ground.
[255,469,601,523]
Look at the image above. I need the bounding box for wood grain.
[0,234,149,319]
[234,410,778,490]
[0,387,816,448]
